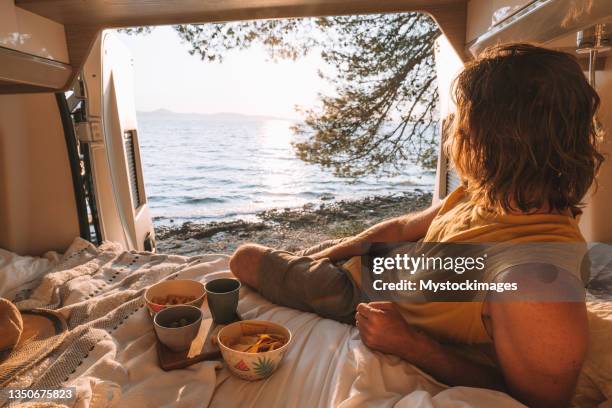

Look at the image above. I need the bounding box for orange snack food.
[151,294,196,306]
[229,333,287,353]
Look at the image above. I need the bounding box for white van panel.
[0,0,69,63]
[81,32,154,251]
[467,0,534,43]
[580,68,612,242]
[433,35,464,203]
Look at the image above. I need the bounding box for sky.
[116,26,330,120]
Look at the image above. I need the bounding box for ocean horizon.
[137,110,435,225]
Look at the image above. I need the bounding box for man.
[230,43,604,407]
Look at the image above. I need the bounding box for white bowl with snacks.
[144,279,206,315]
[217,320,291,381]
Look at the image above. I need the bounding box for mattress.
[0,238,609,407]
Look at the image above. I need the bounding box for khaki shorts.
[256,239,368,324]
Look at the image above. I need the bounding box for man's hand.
[355,302,433,361]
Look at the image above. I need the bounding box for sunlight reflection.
[259,119,293,148]
[1,32,32,46]
[258,119,301,191]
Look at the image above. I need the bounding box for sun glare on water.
[258,119,301,190]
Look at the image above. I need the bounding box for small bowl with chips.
[217,320,292,381]
[144,279,206,315]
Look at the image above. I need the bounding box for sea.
[137,111,435,225]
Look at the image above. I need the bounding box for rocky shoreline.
[155,190,433,256]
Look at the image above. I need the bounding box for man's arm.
[356,302,506,391]
[357,266,588,407]
[486,300,587,407]
[485,266,588,407]
[310,201,443,261]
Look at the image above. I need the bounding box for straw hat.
[0,298,68,356]
[0,299,68,387]
[0,298,23,352]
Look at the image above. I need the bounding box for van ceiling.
[14,0,467,91]
[16,0,464,27]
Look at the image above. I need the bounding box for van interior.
[1,0,612,406]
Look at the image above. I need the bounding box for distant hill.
[137,109,293,122]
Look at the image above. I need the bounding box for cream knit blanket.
[10,238,609,407]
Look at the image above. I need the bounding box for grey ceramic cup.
[205,278,241,324]
[153,305,202,351]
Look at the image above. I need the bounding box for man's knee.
[230,243,269,289]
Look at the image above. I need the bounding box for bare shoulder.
[487,262,588,344]
[490,262,585,302]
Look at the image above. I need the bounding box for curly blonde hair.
[446,43,604,214]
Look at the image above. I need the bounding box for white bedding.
[2,238,608,407]
[0,247,60,300]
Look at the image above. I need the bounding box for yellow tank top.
[347,187,585,345]
[398,187,584,344]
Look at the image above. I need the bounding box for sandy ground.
[154,190,433,256]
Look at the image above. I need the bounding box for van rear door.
[79,31,155,251]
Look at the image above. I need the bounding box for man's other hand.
[355,302,433,361]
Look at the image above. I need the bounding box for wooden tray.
[156,312,241,371]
